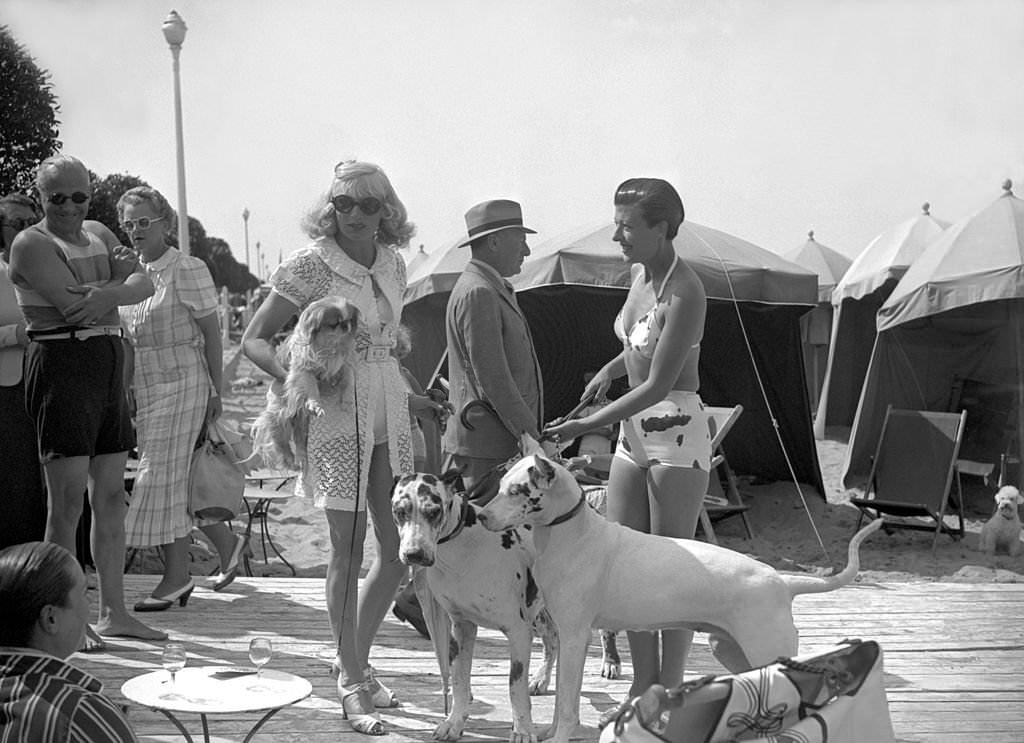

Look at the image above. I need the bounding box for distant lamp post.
[242,207,251,269]
[162,10,190,255]
[255,240,262,281]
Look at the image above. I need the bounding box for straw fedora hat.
[457,199,536,248]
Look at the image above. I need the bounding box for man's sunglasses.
[121,216,165,232]
[47,192,91,205]
[330,194,382,215]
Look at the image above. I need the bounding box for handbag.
[188,420,247,521]
[600,639,895,743]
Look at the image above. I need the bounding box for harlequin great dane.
[391,470,557,743]
[477,441,883,743]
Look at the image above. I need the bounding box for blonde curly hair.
[301,160,416,248]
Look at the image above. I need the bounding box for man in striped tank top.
[8,155,166,648]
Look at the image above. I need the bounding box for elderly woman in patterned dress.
[118,187,246,611]
[242,160,442,735]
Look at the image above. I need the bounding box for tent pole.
[1016,306,1024,487]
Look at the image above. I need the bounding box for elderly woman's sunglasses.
[121,216,165,232]
[47,191,91,205]
[331,194,382,215]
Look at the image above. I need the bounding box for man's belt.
[28,326,124,341]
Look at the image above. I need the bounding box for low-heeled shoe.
[212,533,249,592]
[133,578,195,612]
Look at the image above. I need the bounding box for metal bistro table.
[121,665,311,743]
[242,469,299,577]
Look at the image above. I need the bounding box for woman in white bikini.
[543,177,710,723]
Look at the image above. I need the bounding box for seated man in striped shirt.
[0,542,137,742]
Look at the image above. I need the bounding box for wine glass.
[248,638,272,679]
[162,643,187,687]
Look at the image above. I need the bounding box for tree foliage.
[87,172,150,244]
[208,237,260,294]
[0,26,61,195]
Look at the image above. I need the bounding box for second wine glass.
[162,643,187,687]
[248,637,272,679]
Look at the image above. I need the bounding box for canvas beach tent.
[842,181,1024,489]
[783,231,852,412]
[402,243,430,275]
[401,219,825,494]
[813,204,949,439]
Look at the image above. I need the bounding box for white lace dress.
[270,237,413,510]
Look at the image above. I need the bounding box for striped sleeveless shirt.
[13,225,119,331]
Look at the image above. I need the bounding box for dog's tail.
[783,518,883,597]
[250,409,292,471]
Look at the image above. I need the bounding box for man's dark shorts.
[23,336,135,464]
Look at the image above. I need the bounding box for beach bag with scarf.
[599,639,895,743]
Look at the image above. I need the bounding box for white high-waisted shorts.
[614,390,711,470]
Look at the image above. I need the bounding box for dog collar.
[437,497,473,545]
[545,491,587,527]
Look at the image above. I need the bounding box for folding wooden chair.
[698,405,754,544]
[850,405,967,552]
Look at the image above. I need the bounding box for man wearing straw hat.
[443,199,544,497]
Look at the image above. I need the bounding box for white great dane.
[476,440,883,743]
[391,470,557,743]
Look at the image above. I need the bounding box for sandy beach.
[158,347,1024,586]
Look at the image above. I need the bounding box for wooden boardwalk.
[78,577,1024,742]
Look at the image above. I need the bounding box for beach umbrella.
[517,220,816,304]
[405,237,469,303]
[814,204,948,438]
[843,180,1024,488]
[401,219,824,493]
[833,204,949,305]
[783,231,852,304]
[781,232,852,412]
[402,244,430,276]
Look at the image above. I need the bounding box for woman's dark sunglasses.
[47,192,91,205]
[331,194,382,215]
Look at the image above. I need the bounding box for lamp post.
[162,10,190,255]
[242,207,251,269]
[255,240,262,282]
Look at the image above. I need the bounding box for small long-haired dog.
[979,485,1023,557]
[250,296,360,471]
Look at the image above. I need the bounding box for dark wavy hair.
[0,542,77,647]
[613,178,685,240]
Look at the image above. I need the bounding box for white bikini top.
[614,255,692,360]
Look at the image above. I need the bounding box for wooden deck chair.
[697,405,754,544]
[850,405,967,552]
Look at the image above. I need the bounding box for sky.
[3,0,1022,279]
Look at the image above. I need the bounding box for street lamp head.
[162,10,187,48]
[242,207,250,221]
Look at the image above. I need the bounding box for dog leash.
[545,389,597,429]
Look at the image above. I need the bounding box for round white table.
[122,665,311,743]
